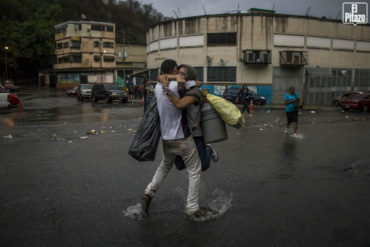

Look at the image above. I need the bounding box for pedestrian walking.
[143,78,154,113]
[140,59,209,219]
[284,86,301,137]
[236,85,252,117]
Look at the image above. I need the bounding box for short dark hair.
[161,59,177,74]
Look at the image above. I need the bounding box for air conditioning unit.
[246,52,255,63]
[292,53,301,64]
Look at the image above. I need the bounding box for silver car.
[77,84,93,101]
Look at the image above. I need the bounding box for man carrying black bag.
[140,59,209,219]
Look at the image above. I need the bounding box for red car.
[0,86,19,105]
[341,93,370,112]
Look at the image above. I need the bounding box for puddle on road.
[344,159,370,176]
[122,203,144,220]
[122,188,233,222]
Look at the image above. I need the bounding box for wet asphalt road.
[1,89,370,247]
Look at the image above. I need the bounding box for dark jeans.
[174,136,211,171]
[144,97,152,113]
[241,98,250,114]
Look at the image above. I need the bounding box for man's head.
[288,86,295,94]
[160,59,178,75]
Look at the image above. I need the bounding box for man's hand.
[158,75,169,87]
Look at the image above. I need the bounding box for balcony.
[242,50,271,64]
[279,50,308,67]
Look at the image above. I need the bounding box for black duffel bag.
[128,95,161,161]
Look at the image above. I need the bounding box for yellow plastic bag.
[204,91,245,129]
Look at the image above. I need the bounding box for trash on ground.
[310,111,316,114]
[345,116,349,119]
[68,140,73,143]
[259,128,264,131]
[3,134,13,139]
[352,117,359,121]
[87,129,97,135]
[80,136,88,139]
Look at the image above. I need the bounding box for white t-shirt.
[155,81,185,140]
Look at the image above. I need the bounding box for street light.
[4,46,9,83]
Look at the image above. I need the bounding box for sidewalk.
[258,104,338,111]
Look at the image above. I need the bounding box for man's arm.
[166,90,196,109]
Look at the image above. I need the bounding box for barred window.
[194,67,204,82]
[94,55,100,62]
[150,68,159,81]
[63,42,69,48]
[57,43,63,49]
[207,33,237,46]
[94,41,100,47]
[185,19,196,34]
[207,67,236,82]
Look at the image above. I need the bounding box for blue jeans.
[175,136,211,171]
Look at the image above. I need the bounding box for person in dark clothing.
[236,85,252,117]
[143,79,154,113]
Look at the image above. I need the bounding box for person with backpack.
[284,86,302,137]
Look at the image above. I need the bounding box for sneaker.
[206,144,219,162]
[140,194,152,215]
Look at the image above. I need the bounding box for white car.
[0,87,10,108]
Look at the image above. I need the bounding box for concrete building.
[52,21,116,89]
[115,44,147,86]
[146,10,370,105]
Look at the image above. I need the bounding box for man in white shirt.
[141,59,207,219]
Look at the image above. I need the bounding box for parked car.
[66,86,78,97]
[0,87,10,108]
[91,84,128,103]
[333,91,363,106]
[223,87,267,106]
[77,84,93,101]
[341,93,370,112]
[4,80,20,92]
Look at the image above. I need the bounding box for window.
[63,42,69,48]
[207,67,236,82]
[91,24,113,32]
[94,41,100,47]
[57,57,63,63]
[94,55,101,62]
[103,56,115,62]
[69,53,82,63]
[55,24,67,34]
[91,24,102,31]
[150,68,158,81]
[207,33,237,46]
[178,20,183,35]
[163,23,172,37]
[107,26,113,32]
[71,41,81,49]
[57,43,63,49]
[194,67,204,82]
[103,42,114,48]
[185,19,196,34]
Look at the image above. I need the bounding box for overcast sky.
[139,0,370,20]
